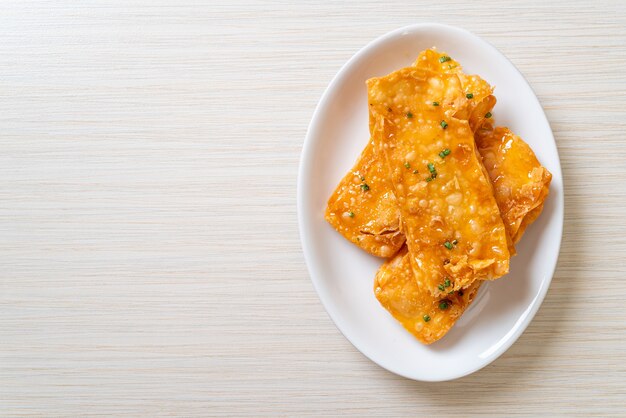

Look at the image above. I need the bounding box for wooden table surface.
[1,1,625,416]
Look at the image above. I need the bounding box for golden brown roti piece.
[325,65,466,258]
[324,138,404,258]
[374,246,481,344]
[368,51,550,344]
[367,69,510,296]
[374,122,551,344]
[475,125,552,243]
[372,124,552,344]
[413,48,495,130]
[324,49,552,344]
[325,50,496,258]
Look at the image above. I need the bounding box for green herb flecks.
[426,162,437,181]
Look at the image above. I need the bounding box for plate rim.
[297,22,564,381]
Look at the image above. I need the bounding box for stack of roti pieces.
[325,49,552,344]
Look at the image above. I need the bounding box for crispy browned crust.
[325,49,498,258]
[324,49,552,345]
[475,125,552,244]
[367,71,510,295]
[374,246,481,344]
[325,138,404,258]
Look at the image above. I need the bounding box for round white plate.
[298,23,564,381]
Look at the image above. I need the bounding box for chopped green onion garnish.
[485,112,492,118]
[444,241,453,249]
[439,56,451,63]
[425,177,432,182]
[360,183,370,191]
[444,278,451,287]
[432,101,439,106]
[440,120,448,129]
[423,315,431,322]
[348,211,354,218]
[439,148,451,159]
[466,93,474,99]
[404,162,411,169]
[438,284,445,291]
[406,112,413,119]
[427,163,436,173]
[439,300,450,310]
[360,176,365,181]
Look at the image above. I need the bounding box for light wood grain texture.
[1,1,625,416]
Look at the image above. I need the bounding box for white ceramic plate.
[298,23,564,381]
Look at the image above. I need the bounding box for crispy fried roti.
[369,101,510,296]
[475,124,552,243]
[325,49,552,344]
[324,138,404,258]
[413,48,495,130]
[325,50,496,258]
[374,246,481,344]
[373,121,551,344]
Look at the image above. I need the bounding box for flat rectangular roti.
[323,48,553,345]
[325,65,466,258]
[374,246,481,344]
[324,138,404,258]
[325,51,497,258]
[475,124,552,243]
[367,68,510,295]
[413,48,495,131]
[373,122,551,344]
[365,65,509,294]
